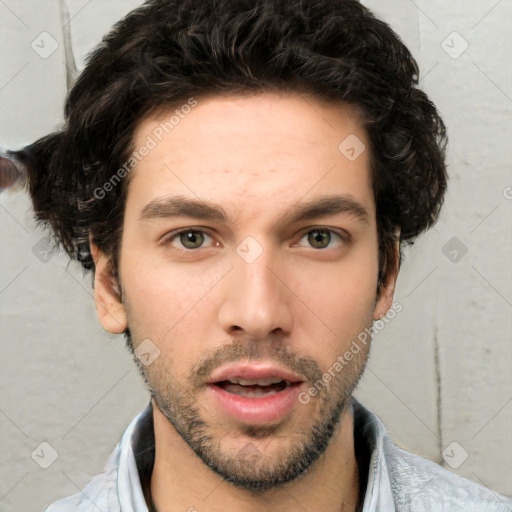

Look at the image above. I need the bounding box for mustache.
[190,338,324,385]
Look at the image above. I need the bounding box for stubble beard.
[125,329,371,494]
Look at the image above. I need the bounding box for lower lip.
[206,383,303,423]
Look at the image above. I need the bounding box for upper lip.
[207,363,304,384]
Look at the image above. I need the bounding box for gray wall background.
[0,1,511,510]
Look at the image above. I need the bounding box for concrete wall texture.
[0,0,511,510]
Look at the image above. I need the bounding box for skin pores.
[93,92,397,511]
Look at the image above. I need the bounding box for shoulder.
[42,405,152,512]
[383,436,512,511]
[43,457,120,512]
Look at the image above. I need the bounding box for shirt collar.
[117,398,395,511]
[352,399,396,511]
[117,408,150,512]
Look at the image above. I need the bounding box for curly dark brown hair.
[6,0,447,290]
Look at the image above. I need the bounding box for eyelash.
[160,227,349,251]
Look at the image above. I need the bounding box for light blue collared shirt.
[44,399,512,511]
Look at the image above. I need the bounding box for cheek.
[293,244,378,304]
[120,250,224,346]
[122,265,224,387]
[284,249,378,362]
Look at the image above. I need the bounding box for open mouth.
[213,378,296,397]
[206,366,305,422]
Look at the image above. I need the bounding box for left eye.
[167,230,213,249]
[298,229,344,249]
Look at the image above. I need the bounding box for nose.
[217,249,294,340]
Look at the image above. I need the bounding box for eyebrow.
[139,194,369,226]
[140,195,227,222]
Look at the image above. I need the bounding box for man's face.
[96,92,395,491]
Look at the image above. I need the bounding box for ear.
[373,237,400,321]
[90,239,127,334]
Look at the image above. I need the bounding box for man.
[3,0,511,510]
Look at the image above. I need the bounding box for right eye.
[161,228,219,251]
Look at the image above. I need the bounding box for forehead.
[126,92,375,223]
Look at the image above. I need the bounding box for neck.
[150,399,361,512]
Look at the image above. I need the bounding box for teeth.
[228,378,287,386]
[223,385,282,397]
